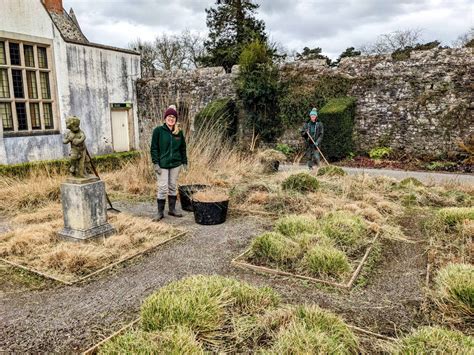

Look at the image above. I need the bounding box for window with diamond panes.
[0,39,56,133]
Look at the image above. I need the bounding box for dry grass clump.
[320,211,370,251]
[99,326,204,355]
[317,165,347,177]
[264,191,313,215]
[257,149,287,163]
[248,213,371,281]
[250,232,303,267]
[179,124,261,187]
[263,305,358,354]
[438,207,474,228]
[140,275,279,349]
[274,215,319,237]
[392,326,474,354]
[399,177,424,187]
[12,203,62,225]
[103,151,156,199]
[0,212,181,282]
[102,276,358,353]
[282,173,320,193]
[193,188,229,203]
[301,245,351,279]
[433,263,474,322]
[0,173,62,214]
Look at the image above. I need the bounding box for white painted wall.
[62,43,140,155]
[0,0,55,39]
[0,0,141,164]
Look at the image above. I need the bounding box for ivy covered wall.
[137,47,473,159]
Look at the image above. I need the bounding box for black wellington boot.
[168,195,183,217]
[153,199,166,221]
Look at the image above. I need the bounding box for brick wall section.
[137,47,473,158]
[42,0,63,13]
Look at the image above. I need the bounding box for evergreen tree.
[237,40,282,143]
[295,47,331,65]
[200,0,268,72]
[333,47,361,66]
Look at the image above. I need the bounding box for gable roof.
[48,8,88,44]
[41,2,139,56]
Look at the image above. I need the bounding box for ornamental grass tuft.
[434,263,474,318]
[282,173,320,193]
[392,326,474,354]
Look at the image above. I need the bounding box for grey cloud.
[65,0,473,58]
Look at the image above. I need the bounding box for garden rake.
[85,148,121,213]
[306,129,330,166]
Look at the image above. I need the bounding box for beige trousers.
[156,166,181,199]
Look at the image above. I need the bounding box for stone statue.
[63,116,87,178]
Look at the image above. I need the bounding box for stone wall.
[137,47,473,158]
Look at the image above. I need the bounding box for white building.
[0,0,141,164]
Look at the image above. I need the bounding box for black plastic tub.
[178,184,209,212]
[193,199,229,225]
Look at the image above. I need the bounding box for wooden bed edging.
[1,231,187,286]
[82,318,140,355]
[231,233,380,290]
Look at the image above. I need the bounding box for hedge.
[319,97,356,160]
[0,150,141,178]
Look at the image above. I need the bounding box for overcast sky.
[65,0,473,59]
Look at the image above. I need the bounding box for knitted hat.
[309,108,318,116]
[164,106,178,119]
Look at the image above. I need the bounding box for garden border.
[81,305,394,354]
[0,231,188,286]
[82,318,141,355]
[231,233,379,290]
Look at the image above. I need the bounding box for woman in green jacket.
[150,105,188,221]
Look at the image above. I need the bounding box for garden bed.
[0,204,186,284]
[232,213,381,289]
[88,275,363,354]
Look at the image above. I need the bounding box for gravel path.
[0,198,429,352]
[281,164,474,185]
[0,204,264,352]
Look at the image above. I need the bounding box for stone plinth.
[59,176,115,242]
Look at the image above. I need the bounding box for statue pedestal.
[59,176,115,242]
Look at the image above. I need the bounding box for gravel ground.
[1,198,428,352]
[281,164,474,185]
[0,204,264,352]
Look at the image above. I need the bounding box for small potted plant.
[192,188,230,225]
[258,149,287,173]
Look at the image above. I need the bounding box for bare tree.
[129,39,157,77]
[359,29,423,55]
[154,34,187,71]
[452,27,474,48]
[181,30,206,68]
